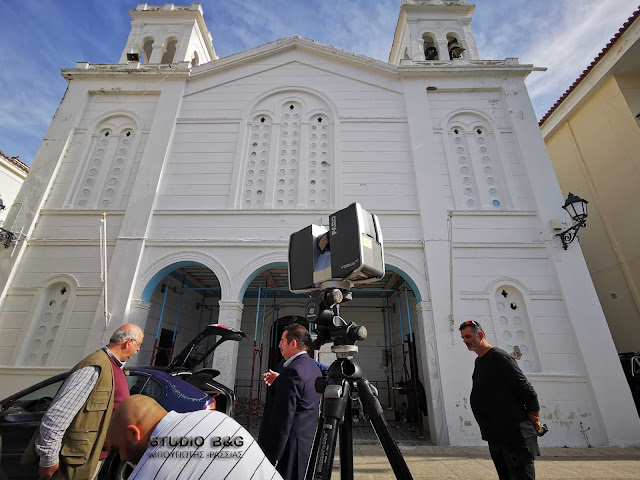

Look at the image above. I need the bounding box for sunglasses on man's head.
[459,320,482,330]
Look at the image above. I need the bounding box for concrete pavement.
[343,444,640,479]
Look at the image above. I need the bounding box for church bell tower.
[390,0,480,64]
[118,3,217,66]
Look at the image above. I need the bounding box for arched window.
[239,91,333,209]
[423,34,439,60]
[446,33,464,59]
[192,51,199,67]
[307,114,331,209]
[243,115,273,208]
[494,286,540,373]
[74,115,138,209]
[446,112,510,210]
[161,37,178,64]
[20,282,72,366]
[449,124,480,209]
[142,37,154,64]
[275,101,302,208]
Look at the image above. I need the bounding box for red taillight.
[204,393,220,411]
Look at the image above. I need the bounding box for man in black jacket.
[258,324,322,480]
[460,320,544,480]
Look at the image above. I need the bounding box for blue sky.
[0,0,637,166]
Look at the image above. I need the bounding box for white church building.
[0,0,638,447]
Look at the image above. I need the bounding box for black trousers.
[488,439,536,480]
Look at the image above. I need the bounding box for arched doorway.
[266,314,309,372]
[137,262,221,368]
[235,262,430,440]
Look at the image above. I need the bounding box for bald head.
[108,395,167,463]
[107,323,144,362]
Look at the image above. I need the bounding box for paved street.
[344,444,640,479]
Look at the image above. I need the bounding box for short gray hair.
[109,326,140,344]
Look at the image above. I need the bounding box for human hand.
[527,411,544,434]
[263,369,279,386]
[38,463,59,479]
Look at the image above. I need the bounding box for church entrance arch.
[137,261,222,368]
[234,259,434,441]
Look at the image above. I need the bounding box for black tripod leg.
[357,378,413,480]
[305,379,351,480]
[339,396,353,480]
[305,417,323,480]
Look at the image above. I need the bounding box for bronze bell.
[448,37,465,59]
[425,46,438,60]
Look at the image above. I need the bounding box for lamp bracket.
[556,219,586,250]
[0,227,17,249]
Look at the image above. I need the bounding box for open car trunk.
[167,323,247,374]
[161,324,246,416]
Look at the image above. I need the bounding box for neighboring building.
[541,7,640,354]
[0,0,638,447]
[0,150,29,227]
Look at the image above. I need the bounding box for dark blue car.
[0,324,246,479]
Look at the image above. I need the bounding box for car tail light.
[204,393,220,411]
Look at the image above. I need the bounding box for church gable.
[159,52,418,211]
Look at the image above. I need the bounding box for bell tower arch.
[118,3,217,66]
[390,0,480,64]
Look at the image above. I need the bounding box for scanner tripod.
[304,344,413,480]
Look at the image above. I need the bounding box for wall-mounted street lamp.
[0,195,17,249]
[556,192,589,250]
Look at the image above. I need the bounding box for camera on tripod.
[288,203,385,350]
[287,204,413,479]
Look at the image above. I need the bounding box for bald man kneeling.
[108,395,282,479]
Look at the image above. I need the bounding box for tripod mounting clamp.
[331,344,358,358]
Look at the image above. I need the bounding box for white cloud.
[520,0,637,115]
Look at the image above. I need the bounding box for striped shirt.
[129,410,282,480]
[35,348,124,467]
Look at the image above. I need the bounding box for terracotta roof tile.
[0,150,29,174]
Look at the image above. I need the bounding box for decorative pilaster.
[415,301,448,445]
[128,299,151,328]
[212,301,244,390]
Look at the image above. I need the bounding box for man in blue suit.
[258,324,322,480]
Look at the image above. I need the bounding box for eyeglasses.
[130,339,143,347]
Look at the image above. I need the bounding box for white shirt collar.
[103,346,125,368]
[283,351,307,368]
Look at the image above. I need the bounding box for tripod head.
[303,281,367,351]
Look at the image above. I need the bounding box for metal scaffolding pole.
[198,294,205,332]
[167,277,185,362]
[150,284,169,365]
[256,289,268,418]
[382,303,391,408]
[247,284,262,428]
[404,284,413,342]
[398,291,405,347]
[386,298,397,416]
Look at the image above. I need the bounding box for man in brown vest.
[31,323,144,480]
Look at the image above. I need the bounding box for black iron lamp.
[557,192,589,250]
[0,195,17,248]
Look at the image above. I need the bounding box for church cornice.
[397,59,540,77]
[61,62,191,81]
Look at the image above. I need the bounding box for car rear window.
[127,374,164,401]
